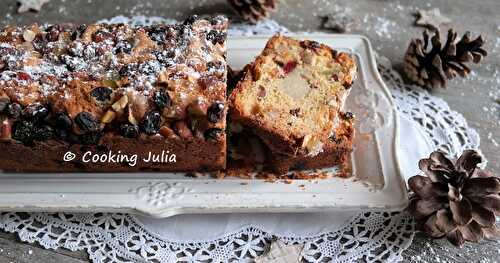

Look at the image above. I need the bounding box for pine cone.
[407,150,500,247]
[404,29,487,89]
[227,0,278,23]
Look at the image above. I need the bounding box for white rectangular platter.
[0,34,408,218]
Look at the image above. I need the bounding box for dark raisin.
[206,61,224,72]
[46,29,60,42]
[209,15,226,26]
[90,87,113,102]
[289,108,300,116]
[256,85,266,98]
[71,24,87,41]
[75,112,101,133]
[23,104,49,123]
[147,27,167,43]
[183,15,199,25]
[118,63,137,77]
[0,97,10,112]
[140,111,161,135]
[343,112,354,119]
[33,125,54,141]
[12,120,34,143]
[153,90,172,109]
[300,40,321,50]
[206,30,226,45]
[5,59,19,71]
[79,132,103,145]
[204,128,223,141]
[329,133,340,144]
[119,123,139,138]
[207,102,224,123]
[343,81,353,89]
[55,112,73,130]
[331,49,338,58]
[0,46,14,57]
[61,55,84,71]
[7,103,22,119]
[154,50,175,66]
[114,41,132,54]
[32,35,48,53]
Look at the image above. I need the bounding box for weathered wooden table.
[0,0,498,262]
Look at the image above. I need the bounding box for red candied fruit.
[283,61,297,74]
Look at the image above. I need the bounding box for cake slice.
[229,35,356,157]
[228,110,354,175]
[267,111,354,174]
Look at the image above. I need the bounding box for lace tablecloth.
[0,19,481,263]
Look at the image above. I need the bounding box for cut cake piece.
[229,34,356,157]
[228,111,354,175]
[267,111,354,174]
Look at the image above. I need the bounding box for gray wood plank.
[0,232,88,263]
[0,232,89,262]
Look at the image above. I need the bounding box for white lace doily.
[0,19,481,263]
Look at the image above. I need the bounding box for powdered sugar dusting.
[0,17,228,106]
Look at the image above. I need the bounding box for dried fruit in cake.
[229,35,357,156]
[0,16,229,172]
[140,111,161,135]
[75,112,101,133]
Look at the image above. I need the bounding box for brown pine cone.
[227,0,278,23]
[407,150,500,247]
[404,29,487,90]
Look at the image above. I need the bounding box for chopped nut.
[157,71,169,83]
[173,121,193,140]
[101,79,119,89]
[1,119,11,140]
[159,126,176,138]
[162,105,186,120]
[301,134,324,156]
[187,99,208,116]
[127,105,138,125]
[23,30,36,42]
[101,110,116,124]
[127,91,148,122]
[257,85,266,98]
[111,95,129,112]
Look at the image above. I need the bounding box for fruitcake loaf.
[0,15,228,172]
[229,35,356,157]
